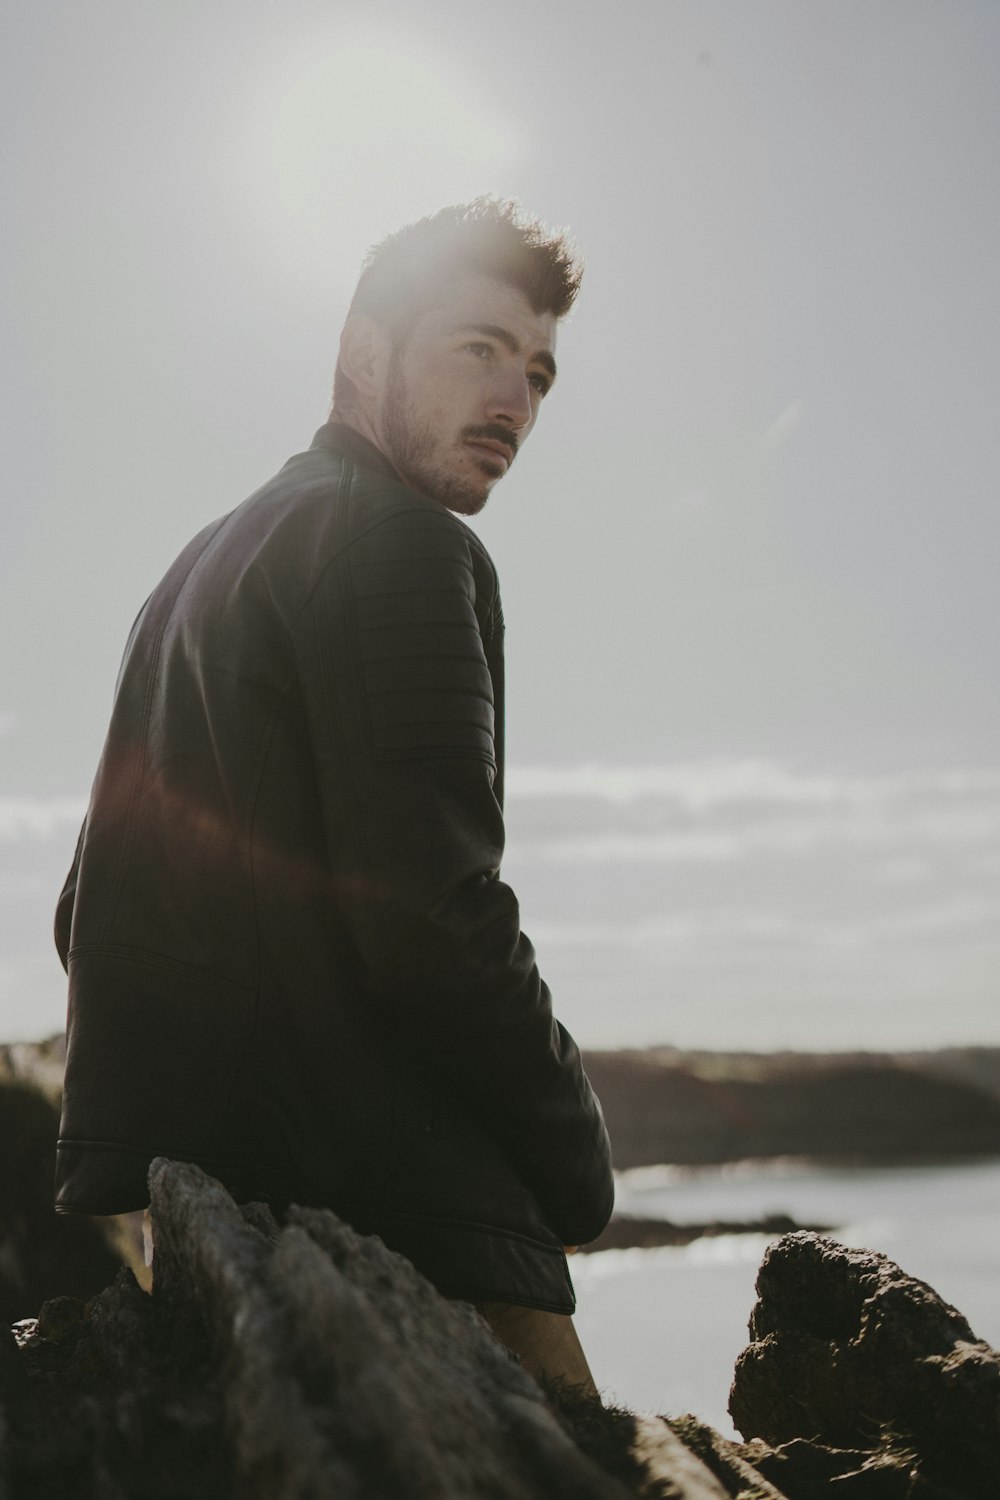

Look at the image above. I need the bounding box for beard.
[380,357,501,516]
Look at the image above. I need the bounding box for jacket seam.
[307,510,398,1202]
[334,547,400,1201]
[365,687,495,709]
[57,1137,260,1163]
[64,941,256,996]
[95,572,196,942]
[242,690,287,991]
[340,514,495,771]
[285,467,485,640]
[221,696,285,1147]
[339,1203,565,1255]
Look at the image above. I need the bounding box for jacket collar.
[310,422,401,486]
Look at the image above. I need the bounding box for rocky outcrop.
[730,1231,1000,1499]
[4,1164,997,1499]
[586,1046,1000,1168]
[3,1159,730,1499]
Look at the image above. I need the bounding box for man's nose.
[486,371,533,431]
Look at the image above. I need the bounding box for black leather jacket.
[55,424,614,1311]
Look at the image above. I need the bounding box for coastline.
[6,1032,999,1257]
[4,1031,1000,1449]
[585,1043,1000,1170]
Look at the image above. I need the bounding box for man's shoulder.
[252,429,498,579]
[184,431,496,633]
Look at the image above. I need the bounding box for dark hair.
[332,197,582,414]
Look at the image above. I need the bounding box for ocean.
[572,1156,1000,1435]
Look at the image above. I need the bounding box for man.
[54,199,614,1389]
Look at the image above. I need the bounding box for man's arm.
[54,822,86,972]
[294,505,614,1246]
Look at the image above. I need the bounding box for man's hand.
[564,1245,579,1255]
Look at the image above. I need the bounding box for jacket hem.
[54,1141,577,1312]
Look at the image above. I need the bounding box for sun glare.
[240,36,524,290]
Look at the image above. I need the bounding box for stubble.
[381,358,492,516]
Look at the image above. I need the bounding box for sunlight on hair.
[241,35,524,291]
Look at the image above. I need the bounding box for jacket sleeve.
[54,822,86,973]
[295,506,614,1247]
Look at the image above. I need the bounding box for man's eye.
[529,373,551,397]
[465,342,493,359]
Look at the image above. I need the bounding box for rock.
[730,1231,1000,1499]
[150,1159,628,1499]
[34,1296,86,1345]
[3,1159,732,1499]
[4,1164,995,1498]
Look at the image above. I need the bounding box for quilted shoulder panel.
[348,512,497,762]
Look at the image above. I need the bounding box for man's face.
[374,273,558,516]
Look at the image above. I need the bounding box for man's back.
[56,424,613,1312]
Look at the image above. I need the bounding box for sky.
[2,0,998,1049]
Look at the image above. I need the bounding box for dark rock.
[147,1159,689,1498]
[4,1162,996,1498]
[683,1417,968,1500]
[730,1232,1000,1499]
[666,1416,796,1499]
[3,1159,735,1499]
[35,1296,86,1345]
[736,1437,963,1500]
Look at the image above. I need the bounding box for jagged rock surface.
[149,1160,635,1500]
[2,1159,730,1499]
[730,1231,1000,1499]
[3,1163,997,1499]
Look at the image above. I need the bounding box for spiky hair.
[347,196,583,327]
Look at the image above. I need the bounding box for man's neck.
[327,411,404,484]
[321,419,404,487]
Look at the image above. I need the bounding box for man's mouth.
[464,437,515,471]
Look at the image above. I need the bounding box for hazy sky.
[2,0,998,1047]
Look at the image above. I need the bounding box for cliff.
[585,1045,1000,1169]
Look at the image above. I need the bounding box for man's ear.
[337,316,391,406]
